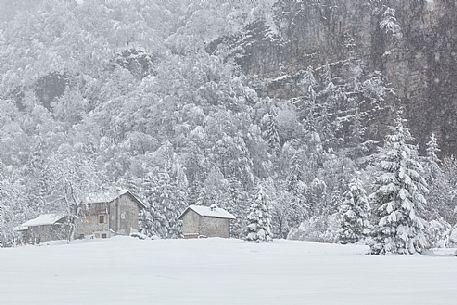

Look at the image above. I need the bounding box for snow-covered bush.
[130,232,149,240]
[288,213,341,243]
[426,218,452,248]
[449,225,457,247]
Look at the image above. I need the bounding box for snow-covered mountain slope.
[0,237,455,305]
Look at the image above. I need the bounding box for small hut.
[16,214,74,244]
[178,204,235,239]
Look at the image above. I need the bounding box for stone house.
[15,214,75,244]
[75,190,146,239]
[178,204,236,239]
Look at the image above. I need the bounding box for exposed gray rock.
[213,0,457,155]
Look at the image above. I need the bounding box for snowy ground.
[0,237,456,305]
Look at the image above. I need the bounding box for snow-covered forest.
[1,0,457,254]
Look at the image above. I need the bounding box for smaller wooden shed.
[16,214,74,244]
[178,204,236,239]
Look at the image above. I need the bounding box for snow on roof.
[84,189,147,208]
[85,189,129,204]
[16,214,66,230]
[179,205,235,220]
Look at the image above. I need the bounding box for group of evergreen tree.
[337,112,455,255]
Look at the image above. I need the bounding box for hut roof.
[178,205,235,220]
[16,214,67,231]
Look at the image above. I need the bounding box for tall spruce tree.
[227,177,248,238]
[0,169,9,247]
[245,183,273,242]
[426,135,451,196]
[338,176,371,244]
[423,133,448,219]
[425,133,442,180]
[423,133,453,245]
[152,172,182,239]
[138,173,157,238]
[370,112,429,255]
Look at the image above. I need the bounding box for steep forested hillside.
[0,0,456,249]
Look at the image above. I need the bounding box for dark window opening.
[99,215,105,224]
[101,233,107,239]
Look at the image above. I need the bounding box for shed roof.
[16,214,66,231]
[178,205,235,220]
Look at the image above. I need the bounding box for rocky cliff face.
[214,0,457,155]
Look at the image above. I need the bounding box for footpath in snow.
[0,237,456,305]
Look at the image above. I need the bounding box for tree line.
[0,1,456,254]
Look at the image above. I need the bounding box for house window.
[99,215,105,224]
[101,233,107,239]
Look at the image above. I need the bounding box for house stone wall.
[24,224,70,244]
[182,210,201,238]
[108,193,140,235]
[75,202,110,238]
[199,217,230,238]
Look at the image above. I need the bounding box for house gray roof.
[16,214,67,231]
[178,205,236,220]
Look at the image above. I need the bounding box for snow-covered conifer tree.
[0,164,22,247]
[175,162,189,216]
[202,167,229,207]
[338,176,370,244]
[245,183,273,242]
[0,173,9,247]
[425,133,441,180]
[261,112,281,156]
[138,173,158,238]
[380,7,401,37]
[369,112,429,255]
[422,133,454,244]
[152,172,181,239]
[227,178,249,238]
[347,105,369,162]
[138,168,187,239]
[424,135,450,211]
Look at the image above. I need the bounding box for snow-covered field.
[0,237,456,305]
